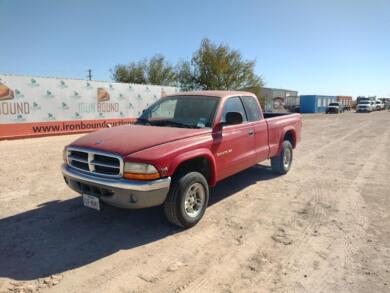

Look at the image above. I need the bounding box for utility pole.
[87,69,92,81]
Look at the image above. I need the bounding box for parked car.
[375,101,385,111]
[326,102,343,114]
[62,91,302,228]
[356,100,373,112]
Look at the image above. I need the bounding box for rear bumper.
[62,164,171,209]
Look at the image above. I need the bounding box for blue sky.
[0,0,389,97]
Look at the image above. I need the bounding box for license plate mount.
[83,194,100,211]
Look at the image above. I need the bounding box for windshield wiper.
[135,118,154,125]
[152,120,198,129]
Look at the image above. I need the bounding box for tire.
[164,171,209,228]
[271,141,293,175]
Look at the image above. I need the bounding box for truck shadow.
[0,164,278,281]
[210,163,277,205]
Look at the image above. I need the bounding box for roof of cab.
[167,90,256,98]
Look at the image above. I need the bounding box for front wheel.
[164,172,209,228]
[271,141,293,175]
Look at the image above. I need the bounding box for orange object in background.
[0,118,136,140]
[336,96,352,107]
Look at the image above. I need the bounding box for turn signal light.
[123,172,160,180]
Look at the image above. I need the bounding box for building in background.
[258,87,299,112]
[299,95,337,113]
[336,96,352,110]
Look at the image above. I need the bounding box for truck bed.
[263,112,302,158]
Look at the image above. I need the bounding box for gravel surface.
[0,111,389,293]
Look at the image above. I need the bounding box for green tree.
[112,40,263,92]
[147,55,176,86]
[112,60,147,84]
[175,61,198,91]
[112,55,176,86]
[177,39,263,92]
[257,96,266,109]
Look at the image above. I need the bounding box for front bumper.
[62,164,171,209]
[356,108,370,112]
[326,108,339,113]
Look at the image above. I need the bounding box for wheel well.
[284,131,296,148]
[173,157,211,183]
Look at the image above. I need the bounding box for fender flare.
[168,148,217,186]
[279,127,297,151]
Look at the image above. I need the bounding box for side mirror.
[225,112,243,125]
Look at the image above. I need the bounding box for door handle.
[248,130,254,136]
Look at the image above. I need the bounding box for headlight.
[123,162,160,180]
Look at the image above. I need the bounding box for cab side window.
[241,96,261,121]
[220,97,247,123]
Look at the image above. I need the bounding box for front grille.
[66,147,123,178]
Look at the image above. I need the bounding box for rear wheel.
[164,172,209,228]
[271,141,293,175]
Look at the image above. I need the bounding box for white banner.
[0,74,179,124]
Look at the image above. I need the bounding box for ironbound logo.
[15,89,24,98]
[97,88,110,102]
[0,82,14,101]
[0,81,30,116]
[59,80,68,88]
[70,91,81,99]
[28,78,39,87]
[43,90,55,99]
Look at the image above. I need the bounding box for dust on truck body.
[62,91,302,228]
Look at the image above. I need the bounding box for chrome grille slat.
[68,155,88,164]
[90,160,120,169]
[66,147,123,178]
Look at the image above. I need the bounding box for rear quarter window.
[220,97,247,122]
[241,96,261,121]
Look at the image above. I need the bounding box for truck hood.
[69,124,210,156]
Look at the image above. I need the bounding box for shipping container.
[299,95,337,113]
[336,96,352,106]
[336,96,352,110]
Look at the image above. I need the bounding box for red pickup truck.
[62,91,302,227]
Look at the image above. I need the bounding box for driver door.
[212,97,257,181]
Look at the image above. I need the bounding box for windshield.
[329,103,339,106]
[138,95,219,128]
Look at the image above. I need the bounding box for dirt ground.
[0,111,389,293]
